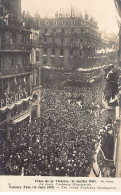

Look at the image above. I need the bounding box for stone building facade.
[38,12,104,69]
[23,10,114,69]
[0,0,33,141]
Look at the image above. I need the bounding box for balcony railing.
[46,32,101,40]
[31,39,41,46]
[0,65,32,77]
[40,41,96,49]
[0,42,32,51]
[40,42,58,47]
[44,32,80,38]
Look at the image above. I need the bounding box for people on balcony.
[104,68,119,105]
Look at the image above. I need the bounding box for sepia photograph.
[0,0,121,185]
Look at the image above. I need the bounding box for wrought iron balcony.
[48,32,79,38]
[0,64,32,77]
[31,39,41,46]
[40,41,95,49]
[47,32,101,39]
[0,42,32,51]
[40,42,58,47]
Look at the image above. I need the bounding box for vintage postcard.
[0,0,121,192]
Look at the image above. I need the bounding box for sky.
[21,0,119,34]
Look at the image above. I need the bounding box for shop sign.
[0,93,24,108]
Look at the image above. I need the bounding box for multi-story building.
[0,0,33,141]
[38,10,111,69]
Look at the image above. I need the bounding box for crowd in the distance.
[0,79,109,176]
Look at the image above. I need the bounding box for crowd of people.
[1,78,110,176]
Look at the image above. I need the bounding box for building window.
[23,59,25,65]
[62,21,66,25]
[70,49,73,56]
[60,49,63,56]
[81,28,84,33]
[0,7,3,16]
[39,35,41,43]
[11,59,14,66]
[71,29,74,33]
[44,37,47,42]
[44,61,47,65]
[62,28,65,34]
[36,51,40,62]
[43,48,47,55]
[45,28,48,33]
[52,49,55,55]
[12,31,16,42]
[53,38,55,43]
[52,60,54,66]
[53,21,57,25]
[25,57,27,63]
[34,23,39,30]
[45,21,49,25]
[80,39,83,43]
[80,50,83,56]
[61,39,64,46]
[53,29,56,34]
[71,39,73,43]
[71,21,75,25]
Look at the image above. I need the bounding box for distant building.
[38,11,103,69]
[22,9,117,71]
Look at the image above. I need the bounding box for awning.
[0,97,31,113]
[10,110,31,124]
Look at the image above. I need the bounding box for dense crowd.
[1,80,109,176]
